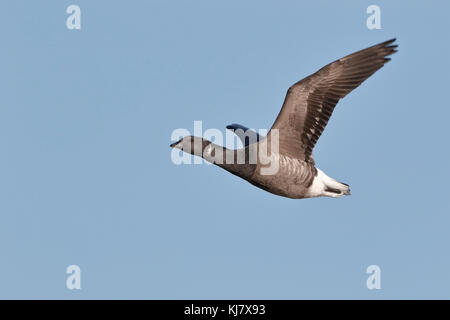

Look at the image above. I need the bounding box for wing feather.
[266,39,397,162]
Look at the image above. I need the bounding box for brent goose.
[170,39,397,199]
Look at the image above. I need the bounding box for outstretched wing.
[267,39,397,163]
[226,123,261,147]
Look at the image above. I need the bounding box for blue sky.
[1,0,449,299]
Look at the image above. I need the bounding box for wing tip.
[382,38,398,51]
[226,123,241,130]
[380,39,398,59]
[382,38,397,46]
[375,38,398,50]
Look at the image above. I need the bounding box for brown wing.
[267,39,397,163]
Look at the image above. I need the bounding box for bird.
[170,39,397,199]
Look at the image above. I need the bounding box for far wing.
[226,123,261,147]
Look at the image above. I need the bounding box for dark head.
[170,136,211,157]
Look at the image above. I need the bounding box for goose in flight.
[170,39,397,199]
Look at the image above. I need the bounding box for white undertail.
[308,168,350,198]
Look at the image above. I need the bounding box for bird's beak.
[170,142,177,148]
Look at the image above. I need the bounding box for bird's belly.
[249,156,316,199]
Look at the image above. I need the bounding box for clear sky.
[1,0,449,299]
